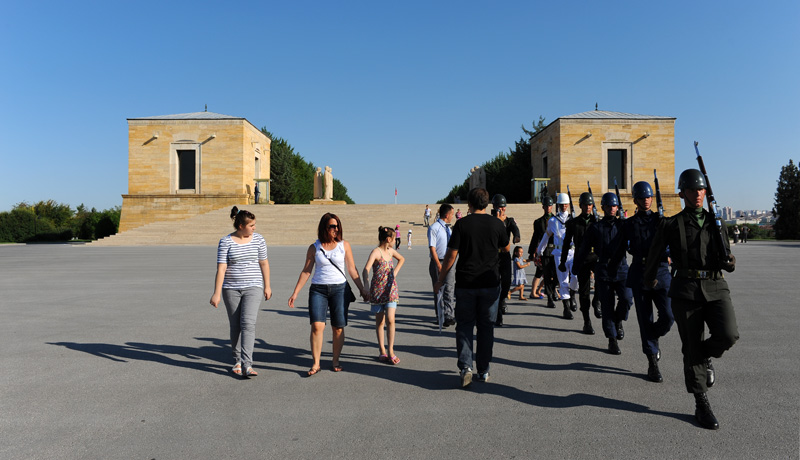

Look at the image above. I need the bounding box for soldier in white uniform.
[536,193,578,319]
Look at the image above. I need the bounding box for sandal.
[244,367,258,377]
[390,355,400,365]
[378,354,390,363]
[307,366,321,376]
[519,297,528,301]
[331,364,343,372]
[231,363,242,376]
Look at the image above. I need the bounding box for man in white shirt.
[424,205,432,227]
[428,204,456,326]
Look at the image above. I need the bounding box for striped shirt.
[217,233,268,289]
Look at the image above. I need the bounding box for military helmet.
[541,196,554,207]
[579,192,594,206]
[600,192,619,207]
[556,193,569,205]
[632,181,654,199]
[491,194,507,208]
[678,169,707,191]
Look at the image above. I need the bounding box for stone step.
[93,203,545,246]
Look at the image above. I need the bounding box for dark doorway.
[178,150,195,190]
[608,149,626,188]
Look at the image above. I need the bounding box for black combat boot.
[646,354,663,382]
[706,358,715,387]
[615,321,624,340]
[546,295,556,309]
[581,310,594,334]
[562,300,573,319]
[569,290,578,311]
[694,392,720,430]
[608,338,621,355]
[592,298,602,318]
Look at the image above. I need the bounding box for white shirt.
[311,240,347,285]
[427,219,451,259]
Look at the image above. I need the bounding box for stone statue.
[477,166,486,189]
[468,166,486,190]
[313,167,323,199]
[323,166,334,200]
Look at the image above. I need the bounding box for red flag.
[395,187,397,196]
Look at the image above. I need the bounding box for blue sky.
[1,1,797,212]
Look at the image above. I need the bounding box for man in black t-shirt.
[435,188,510,388]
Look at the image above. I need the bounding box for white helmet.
[556,193,569,205]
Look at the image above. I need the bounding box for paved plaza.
[1,240,798,459]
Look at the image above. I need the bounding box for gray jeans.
[222,286,262,368]
[429,258,455,320]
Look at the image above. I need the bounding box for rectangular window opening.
[607,149,626,189]
[178,150,196,190]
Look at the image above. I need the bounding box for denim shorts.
[309,282,348,327]
[370,302,397,314]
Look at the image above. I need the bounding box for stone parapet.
[119,194,248,232]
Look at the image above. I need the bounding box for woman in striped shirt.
[210,207,272,378]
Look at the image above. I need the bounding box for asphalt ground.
[1,240,798,459]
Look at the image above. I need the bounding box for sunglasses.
[328,224,339,229]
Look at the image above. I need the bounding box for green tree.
[440,117,546,203]
[773,159,800,239]
[261,127,355,204]
[32,200,73,227]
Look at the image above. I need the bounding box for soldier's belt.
[672,269,724,280]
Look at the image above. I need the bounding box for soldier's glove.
[721,254,736,273]
[558,263,567,273]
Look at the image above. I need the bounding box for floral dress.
[369,250,399,305]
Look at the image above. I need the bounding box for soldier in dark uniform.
[612,181,674,382]
[560,192,601,334]
[573,192,632,355]
[492,194,520,327]
[529,196,556,308]
[645,169,738,430]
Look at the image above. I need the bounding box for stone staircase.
[92,203,545,246]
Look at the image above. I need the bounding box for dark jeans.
[672,296,739,393]
[596,280,632,338]
[498,252,512,322]
[455,286,500,374]
[632,286,674,355]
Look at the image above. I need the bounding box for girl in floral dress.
[362,227,405,364]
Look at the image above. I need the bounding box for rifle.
[653,169,664,218]
[566,185,575,219]
[586,181,600,220]
[694,141,732,262]
[614,177,626,220]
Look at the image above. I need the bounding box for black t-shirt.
[447,212,510,288]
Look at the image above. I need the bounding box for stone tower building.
[120,111,270,232]
[530,110,680,215]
